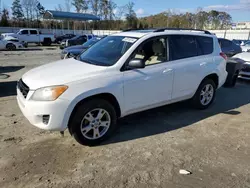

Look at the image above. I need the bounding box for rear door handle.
[163,68,173,73]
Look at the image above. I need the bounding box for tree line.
[0,0,232,31]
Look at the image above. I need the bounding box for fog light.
[42,115,50,125]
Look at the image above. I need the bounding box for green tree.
[0,8,10,26]
[125,2,137,29]
[72,0,88,13]
[138,22,143,29]
[12,0,24,20]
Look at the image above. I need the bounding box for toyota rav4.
[17,29,228,145]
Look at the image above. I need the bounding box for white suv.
[17,29,228,145]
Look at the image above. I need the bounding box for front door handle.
[163,68,173,73]
[200,62,207,66]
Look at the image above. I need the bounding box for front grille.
[17,79,29,98]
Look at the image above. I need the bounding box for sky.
[2,0,250,22]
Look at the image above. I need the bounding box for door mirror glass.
[128,59,145,69]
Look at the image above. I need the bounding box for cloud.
[136,8,145,15]
[204,0,250,11]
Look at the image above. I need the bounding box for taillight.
[220,52,227,60]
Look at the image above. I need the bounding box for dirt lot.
[1,47,250,188]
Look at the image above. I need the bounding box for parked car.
[1,29,55,46]
[232,39,249,46]
[65,34,95,47]
[54,34,76,44]
[233,52,250,80]
[218,38,242,57]
[240,41,250,52]
[17,29,228,145]
[0,36,24,50]
[61,36,104,59]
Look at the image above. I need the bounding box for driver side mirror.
[128,58,145,69]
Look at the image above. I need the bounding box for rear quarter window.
[196,36,213,55]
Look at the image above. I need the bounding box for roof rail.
[154,28,211,35]
[123,28,142,32]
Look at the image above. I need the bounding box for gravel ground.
[1,47,250,188]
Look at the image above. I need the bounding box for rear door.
[169,35,212,100]
[29,30,39,43]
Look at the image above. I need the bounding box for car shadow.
[0,81,17,97]
[0,66,25,74]
[102,81,250,145]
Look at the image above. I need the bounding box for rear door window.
[169,35,198,60]
[30,30,38,35]
[196,36,213,55]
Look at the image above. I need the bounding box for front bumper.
[17,87,71,131]
[239,71,250,80]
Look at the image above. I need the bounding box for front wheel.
[69,99,117,146]
[192,79,216,109]
[6,43,16,51]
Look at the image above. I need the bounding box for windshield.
[244,41,250,46]
[79,36,137,66]
[82,37,101,47]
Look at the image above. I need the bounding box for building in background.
[232,22,250,29]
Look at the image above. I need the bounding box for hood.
[2,33,17,38]
[64,45,85,51]
[233,52,250,61]
[22,58,107,90]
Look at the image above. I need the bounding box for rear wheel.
[6,43,16,51]
[42,38,52,46]
[69,99,117,146]
[192,79,216,109]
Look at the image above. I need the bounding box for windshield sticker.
[122,37,137,43]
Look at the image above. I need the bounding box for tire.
[42,38,52,46]
[224,71,239,88]
[6,43,16,51]
[69,99,117,146]
[192,79,216,110]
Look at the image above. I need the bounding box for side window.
[196,36,213,55]
[20,30,28,35]
[131,37,167,66]
[30,30,38,35]
[169,35,198,60]
[221,39,232,48]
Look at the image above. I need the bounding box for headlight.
[31,85,68,101]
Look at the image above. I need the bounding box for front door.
[123,37,174,114]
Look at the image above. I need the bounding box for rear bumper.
[218,70,228,88]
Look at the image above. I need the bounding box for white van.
[17,29,228,145]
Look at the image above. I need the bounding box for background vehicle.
[232,39,249,46]
[233,52,250,80]
[0,36,24,50]
[1,29,55,46]
[65,34,95,47]
[218,38,242,57]
[17,29,228,145]
[241,41,250,52]
[55,34,76,44]
[61,36,104,59]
